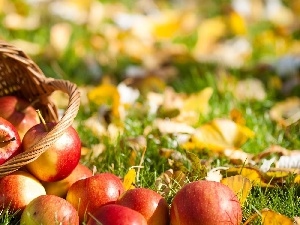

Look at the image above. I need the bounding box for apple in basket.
[0,96,39,139]
[0,117,22,165]
[22,121,81,182]
[42,163,93,198]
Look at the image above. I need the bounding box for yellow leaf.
[263,169,292,184]
[193,16,226,55]
[88,83,120,118]
[221,175,252,205]
[244,209,294,225]
[182,87,213,115]
[151,11,181,39]
[123,168,136,191]
[228,11,247,35]
[230,108,246,125]
[183,118,254,152]
[224,166,272,187]
[261,208,294,225]
[212,118,255,147]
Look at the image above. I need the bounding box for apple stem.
[1,137,16,143]
[36,109,49,132]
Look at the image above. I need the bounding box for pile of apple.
[0,95,242,225]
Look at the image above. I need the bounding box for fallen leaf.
[88,83,120,118]
[223,166,272,187]
[261,208,294,225]
[269,97,300,127]
[154,118,195,134]
[183,118,254,152]
[123,168,136,191]
[244,208,294,225]
[233,78,267,101]
[221,175,252,205]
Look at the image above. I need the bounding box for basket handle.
[0,79,81,177]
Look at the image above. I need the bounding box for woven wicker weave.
[0,40,81,177]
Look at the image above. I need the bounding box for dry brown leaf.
[269,97,300,127]
[154,118,195,134]
[233,78,266,101]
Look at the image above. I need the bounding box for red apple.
[42,163,93,198]
[0,96,39,139]
[117,188,169,225]
[0,170,46,213]
[20,195,79,225]
[170,180,242,225]
[66,173,125,223]
[22,122,81,182]
[0,117,22,165]
[87,204,147,225]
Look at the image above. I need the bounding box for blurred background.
[0,0,299,89]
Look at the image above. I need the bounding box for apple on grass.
[0,170,46,214]
[20,195,79,225]
[117,188,170,225]
[0,96,39,139]
[0,117,22,165]
[66,173,125,223]
[170,180,242,225]
[22,122,81,182]
[87,204,147,225]
[42,163,93,198]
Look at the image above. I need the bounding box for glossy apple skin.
[42,163,93,198]
[22,122,81,182]
[20,195,79,225]
[87,204,147,225]
[170,180,242,225]
[66,173,125,223]
[0,171,46,213]
[117,188,170,225]
[0,96,39,139]
[0,117,22,165]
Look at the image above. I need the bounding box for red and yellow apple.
[170,180,242,225]
[42,163,93,198]
[117,188,169,225]
[87,204,147,225]
[66,173,125,222]
[0,117,22,165]
[20,195,79,225]
[0,170,46,213]
[22,122,81,182]
[0,96,39,139]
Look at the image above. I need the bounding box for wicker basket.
[0,40,81,177]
